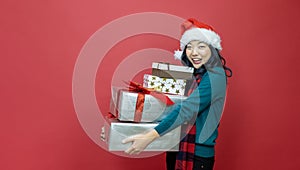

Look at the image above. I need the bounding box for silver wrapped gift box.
[110,87,187,122]
[101,121,181,151]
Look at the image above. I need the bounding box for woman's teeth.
[192,58,202,64]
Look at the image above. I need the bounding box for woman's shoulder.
[201,67,226,85]
[207,67,226,78]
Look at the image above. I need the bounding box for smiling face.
[185,40,212,69]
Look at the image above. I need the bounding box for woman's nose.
[192,48,198,55]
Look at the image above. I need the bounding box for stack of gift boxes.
[102,62,194,151]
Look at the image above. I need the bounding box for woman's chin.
[192,63,202,69]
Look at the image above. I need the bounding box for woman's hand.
[122,129,160,155]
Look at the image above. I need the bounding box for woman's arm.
[155,73,212,136]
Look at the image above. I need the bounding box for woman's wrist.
[146,129,160,140]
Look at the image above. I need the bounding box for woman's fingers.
[125,145,141,155]
[125,145,135,154]
[123,135,140,155]
[123,130,159,155]
[122,136,135,144]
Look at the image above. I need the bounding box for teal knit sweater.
[154,67,227,157]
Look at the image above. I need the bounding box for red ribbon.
[124,81,175,122]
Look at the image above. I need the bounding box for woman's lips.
[192,58,202,64]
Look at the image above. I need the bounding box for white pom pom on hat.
[174,18,222,60]
[174,50,184,60]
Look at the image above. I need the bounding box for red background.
[1,0,300,169]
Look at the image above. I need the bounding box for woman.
[122,18,232,170]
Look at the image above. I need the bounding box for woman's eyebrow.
[187,42,201,46]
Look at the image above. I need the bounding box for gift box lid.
[152,62,194,73]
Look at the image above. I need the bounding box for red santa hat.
[174,18,222,60]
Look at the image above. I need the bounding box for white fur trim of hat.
[174,26,222,60]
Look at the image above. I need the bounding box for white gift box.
[143,74,187,96]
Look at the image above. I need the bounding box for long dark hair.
[217,50,232,77]
[180,45,232,77]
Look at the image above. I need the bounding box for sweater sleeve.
[154,73,212,136]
